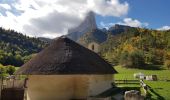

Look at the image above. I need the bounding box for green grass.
[114,65,170,100]
[115,65,170,80]
[15,67,20,71]
[145,81,170,100]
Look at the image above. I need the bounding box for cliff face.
[67,11,97,41]
[78,29,107,46]
[108,24,134,35]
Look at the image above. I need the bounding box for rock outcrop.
[67,11,97,41]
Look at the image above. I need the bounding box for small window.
[91,44,95,50]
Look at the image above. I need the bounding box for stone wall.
[88,75,113,96]
[88,42,100,53]
[124,90,144,100]
[27,75,74,100]
[27,75,113,100]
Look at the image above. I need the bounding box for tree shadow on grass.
[139,64,163,70]
[149,88,165,100]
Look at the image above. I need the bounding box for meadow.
[114,66,170,100]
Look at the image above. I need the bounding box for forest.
[0,27,47,67]
[100,28,170,69]
[0,26,170,71]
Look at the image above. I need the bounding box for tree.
[119,50,145,68]
[0,64,6,77]
[164,60,170,69]
[6,65,16,75]
[119,51,131,67]
[23,54,36,63]
[129,50,145,68]
[0,27,47,66]
[0,50,6,64]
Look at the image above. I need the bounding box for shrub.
[130,50,145,68]
[6,65,16,75]
[164,60,170,69]
[0,64,6,77]
[119,50,145,68]
[119,51,130,67]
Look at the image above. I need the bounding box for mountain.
[38,37,52,43]
[66,12,134,46]
[0,27,47,66]
[76,23,170,69]
[67,11,97,41]
[77,24,134,47]
[108,24,134,35]
[67,11,133,44]
[101,28,107,33]
[78,29,107,46]
[66,10,134,47]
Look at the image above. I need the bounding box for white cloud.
[0,11,21,33]
[157,26,170,31]
[118,18,149,27]
[0,0,129,38]
[0,4,11,10]
[100,18,149,29]
[100,21,114,29]
[88,0,129,17]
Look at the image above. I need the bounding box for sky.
[0,0,170,38]
[96,0,170,30]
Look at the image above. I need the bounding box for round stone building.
[16,36,117,100]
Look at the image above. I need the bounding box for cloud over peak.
[0,0,129,38]
[88,0,129,17]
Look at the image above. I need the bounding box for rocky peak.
[67,11,97,41]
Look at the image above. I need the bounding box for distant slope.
[100,28,170,67]
[38,37,52,43]
[78,29,107,46]
[0,27,47,66]
[108,24,134,35]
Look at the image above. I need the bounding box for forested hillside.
[100,28,170,69]
[0,25,170,70]
[0,27,47,66]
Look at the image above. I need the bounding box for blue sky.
[0,0,170,38]
[96,0,170,29]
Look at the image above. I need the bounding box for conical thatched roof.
[16,36,117,75]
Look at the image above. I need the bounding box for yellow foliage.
[131,36,141,43]
[123,44,136,53]
[165,51,170,60]
[137,28,145,33]
[151,31,157,37]
[166,51,170,56]
[164,60,170,69]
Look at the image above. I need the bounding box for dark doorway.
[1,88,24,100]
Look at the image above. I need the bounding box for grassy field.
[15,67,20,71]
[114,65,170,80]
[114,66,170,100]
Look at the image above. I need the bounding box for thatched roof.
[16,36,117,75]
